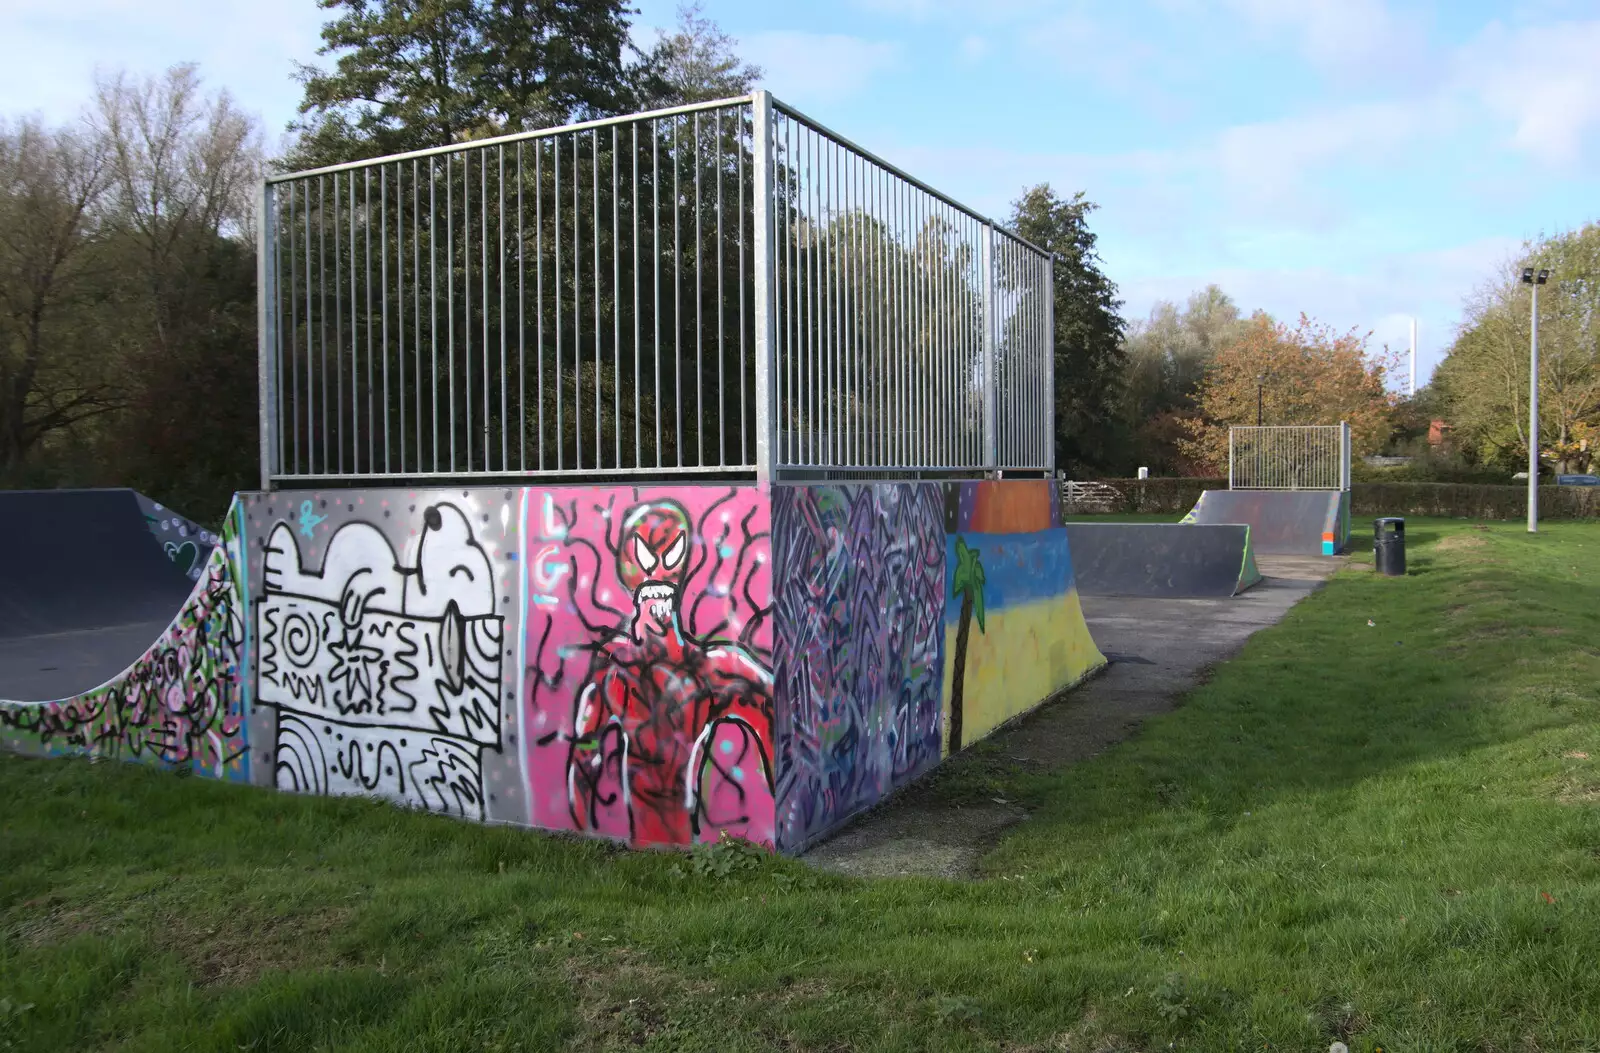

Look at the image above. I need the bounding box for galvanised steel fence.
[1228,423,1351,491]
[256,92,1054,488]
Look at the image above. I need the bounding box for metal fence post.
[751,91,777,486]
[1228,427,1235,489]
[1043,252,1056,474]
[1341,420,1352,491]
[257,178,276,492]
[981,222,997,472]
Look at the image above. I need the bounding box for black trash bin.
[1374,517,1406,576]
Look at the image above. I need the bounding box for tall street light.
[1256,373,1265,427]
[1522,267,1549,533]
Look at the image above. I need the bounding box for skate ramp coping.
[1182,489,1349,556]
[1066,523,1262,598]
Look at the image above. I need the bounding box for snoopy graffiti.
[256,501,504,818]
[523,489,775,848]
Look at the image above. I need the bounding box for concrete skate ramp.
[1183,489,1346,555]
[1065,523,1262,598]
[0,489,204,701]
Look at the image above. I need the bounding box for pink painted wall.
[519,486,774,848]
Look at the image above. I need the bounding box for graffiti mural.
[254,500,505,818]
[0,502,250,780]
[135,492,218,582]
[771,484,946,852]
[941,481,1104,754]
[521,487,774,848]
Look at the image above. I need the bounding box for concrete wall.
[2,480,1103,855]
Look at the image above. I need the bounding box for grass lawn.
[5,518,1600,1051]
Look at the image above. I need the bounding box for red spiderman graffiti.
[566,499,774,847]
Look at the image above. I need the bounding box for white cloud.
[1463,19,1600,166]
[743,31,901,107]
[5,0,324,133]
[1222,0,1429,81]
[959,35,990,63]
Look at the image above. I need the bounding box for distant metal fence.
[1229,423,1351,491]
[257,91,1054,488]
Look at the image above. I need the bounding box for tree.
[0,116,116,471]
[947,536,985,755]
[1007,185,1126,475]
[644,2,762,106]
[1432,224,1600,472]
[1177,312,1395,472]
[92,66,264,513]
[290,0,644,169]
[1121,283,1244,473]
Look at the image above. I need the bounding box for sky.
[6,0,1599,389]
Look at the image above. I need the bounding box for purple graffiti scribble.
[772,484,946,852]
[0,529,249,779]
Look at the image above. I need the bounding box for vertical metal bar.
[383,166,394,474]
[738,105,747,466]
[825,134,837,466]
[554,136,563,470]
[498,144,507,472]
[674,115,683,467]
[716,107,725,467]
[517,141,525,472]
[593,128,602,467]
[575,132,583,470]
[633,122,641,469]
[256,180,275,490]
[410,160,419,473]
[1228,428,1235,489]
[694,112,704,466]
[292,182,302,476]
[1043,251,1055,472]
[318,176,328,476]
[430,158,440,472]
[751,91,776,485]
[536,140,545,469]
[845,147,857,467]
[336,173,346,475]
[612,125,621,471]
[981,222,996,470]
[806,124,818,467]
[877,163,887,468]
[365,169,374,474]
[447,157,457,472]
[653,119,662,467]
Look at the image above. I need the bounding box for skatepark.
[0,87,1355,858]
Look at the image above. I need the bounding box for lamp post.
[1256,373,1265,427]
[1521,267,1549,533]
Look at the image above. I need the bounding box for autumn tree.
[1121,283,1244,473]
[1177,312,1395,473]
[1431,223,1600,473]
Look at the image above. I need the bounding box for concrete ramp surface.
[1066,523,1262,598]
[1183,489,1348,555]
[0,489,211,701]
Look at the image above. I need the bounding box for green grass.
[5,519,1600,1051]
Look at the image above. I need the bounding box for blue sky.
[7,0,1599,387]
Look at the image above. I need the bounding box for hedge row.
[1075,479,1600,520]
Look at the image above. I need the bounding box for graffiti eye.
[633,536,657,572]
[662,534,687,569]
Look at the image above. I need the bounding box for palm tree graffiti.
[948,536,986,753]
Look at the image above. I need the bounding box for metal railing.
[257,91,1054,488]
[1228,423,1351,491]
